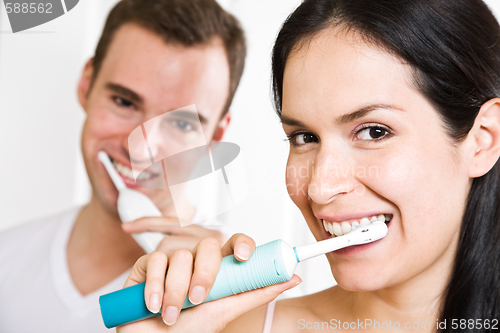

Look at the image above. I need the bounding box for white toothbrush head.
[347,221,388,245]
[98,151,126,191]
[294,221,388,262]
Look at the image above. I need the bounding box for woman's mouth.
[323,214,393,237]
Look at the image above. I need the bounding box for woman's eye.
[113,96,134,108]
[355,125,392,141]
[287,132,318,146]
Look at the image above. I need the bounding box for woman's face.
[282,29,471,291]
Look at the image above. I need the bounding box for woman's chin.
[332,267,392,292]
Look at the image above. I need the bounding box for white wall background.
[1,0,500,298]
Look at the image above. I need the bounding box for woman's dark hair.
[272,0,500,330]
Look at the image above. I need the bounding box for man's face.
[78,23,231,215]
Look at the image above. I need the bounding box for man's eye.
[170,119,194,132]
[354,125,392,141]
[287,132,318,146]
[114,97,134,108]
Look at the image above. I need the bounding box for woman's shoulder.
[222,286,344,333]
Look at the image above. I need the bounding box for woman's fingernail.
[163,306,179,325]
[149,293,161,313]
[189,285,206,305]
[285,280,302,291]
[236,243,251,260]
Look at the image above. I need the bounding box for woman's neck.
[328,236,458,331]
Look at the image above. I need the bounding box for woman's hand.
[121,216,228,256]
[116,234,302,333]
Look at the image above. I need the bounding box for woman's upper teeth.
[323,214,391,237]
[112,160,153,180]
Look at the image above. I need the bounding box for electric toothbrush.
[98,151,165,254]
[99,221,388,328]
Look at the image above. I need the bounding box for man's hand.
[121,216,228,256]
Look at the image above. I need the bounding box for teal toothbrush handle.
[99,240,293,328]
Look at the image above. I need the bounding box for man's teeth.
[112,160,154,180]
[323,214,392,237]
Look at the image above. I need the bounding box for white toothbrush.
[98,151,165,253]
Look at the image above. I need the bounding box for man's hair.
[92,0,246,115]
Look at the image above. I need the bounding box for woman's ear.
[211,110,231,142]
[468,98,500,178]
[77,58,94,112]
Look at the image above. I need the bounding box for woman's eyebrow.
[336,104,404,124]
[280,104,403,127]
[280,114,306,127]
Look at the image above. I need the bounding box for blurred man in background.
[0,0,246,331]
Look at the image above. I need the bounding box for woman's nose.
[307,148,358,205]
